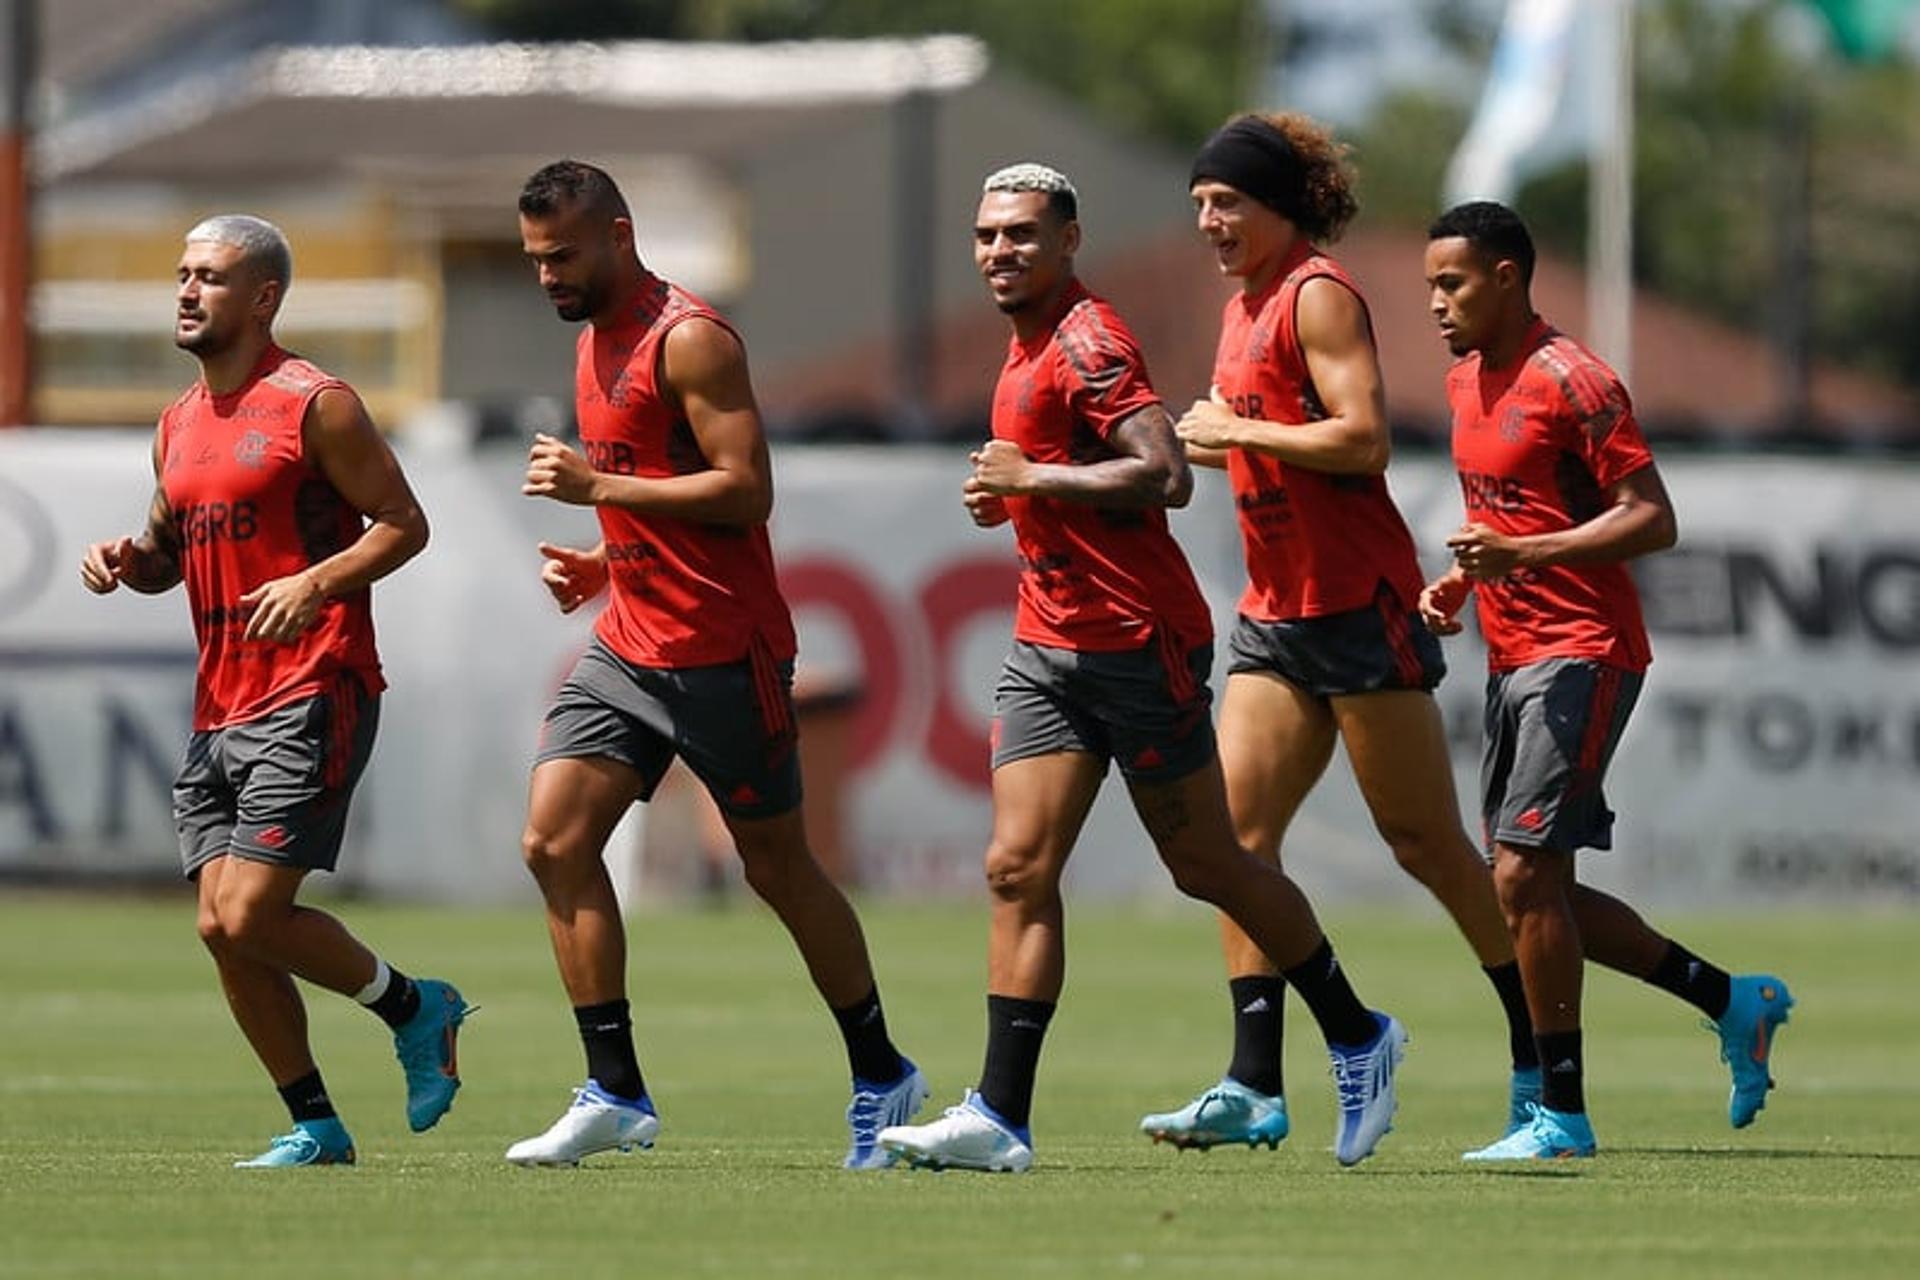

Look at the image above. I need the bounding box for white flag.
[1444,0,1595,205]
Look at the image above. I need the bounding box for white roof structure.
[40,37,991,182]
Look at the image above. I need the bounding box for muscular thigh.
[987,751,1106,882]
[1216,670,1337,856]
[526,755,650,861]
[1332,689,1469,842]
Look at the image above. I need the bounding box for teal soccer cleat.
[1463,1102,1595,1161]
[1715,974,1794,1129]
[1139,1078,1290,1151]
[393,978,473,1132]
[1506,1066,1544,1137]
[234,1117,356,1168]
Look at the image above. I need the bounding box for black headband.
[1189,119,1303,220]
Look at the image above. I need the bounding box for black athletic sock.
[1645,942,1734,1021]
[278,1069,337,1124]
[1225,975,1287,1097]
[1484,962,1540,1070]
[367,966,421,1030]
[574,999,647,1102]
[832,986,905,1085]
[977,995,1054,1132]
[1281,939,1377,1049]
[1537,1029,1585,1115]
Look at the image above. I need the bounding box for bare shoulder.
[662,314,747,386]
[1295,273,1370,333]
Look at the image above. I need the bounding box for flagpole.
[1588,0,1633,382]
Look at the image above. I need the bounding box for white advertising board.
[3,433,1914,906]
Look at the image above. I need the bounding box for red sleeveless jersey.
[1212,242,1425,621]
[158,345,384,730]
[992,280,1213,654]
[1444,318,1654,672]
[576,273,797,668]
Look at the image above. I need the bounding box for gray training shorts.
[1481,656,1643,854]
[1226,584,1446,699]
[535,637,802,819]
[173,674,380,879]
[991,637,1216,784]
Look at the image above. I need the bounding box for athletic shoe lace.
[847,1089,887,1143]
[1331,1044,1377,1111]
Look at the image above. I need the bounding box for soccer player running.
[1140,113,1539,1152]
[505,160,926,1169]
[1420,201,1794,1159]
[877,164,1405,1174]
[79,216,468,1168]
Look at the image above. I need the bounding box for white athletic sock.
[353,958,392,1006]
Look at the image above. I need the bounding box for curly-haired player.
[1140,112,1536,1154]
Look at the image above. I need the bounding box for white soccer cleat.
[879,1091,1033,1173]
[505,1082,659,1168]
[1328,1011,1408,1167]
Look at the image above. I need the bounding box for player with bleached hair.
[878,164,1404,1173]
[80,214,470,1167]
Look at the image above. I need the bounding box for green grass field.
[2,893,1915,1279]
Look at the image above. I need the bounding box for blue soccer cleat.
[845,1057,931,1169]
[393,978,473,1133]
[1714,974,1794,1129]
[1463,1102,1596,1161]
[1329,1011,1407,1166]
[234,1117,356,1168]
[1507,1066,1544,1137]
[1139,1078,1290,1151]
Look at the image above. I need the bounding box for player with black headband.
[1139,113,1540,1155]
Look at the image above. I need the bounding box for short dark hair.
[1428,200,1535,287]
[518,160,631,222]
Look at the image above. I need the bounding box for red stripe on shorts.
[1575,665,1623,777]
[1376,585,1423,688]
[746,634,793,740]
[1154,623,1198,706]
[323,673,358,790]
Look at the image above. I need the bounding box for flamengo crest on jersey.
[990,280,1212,654]
[1444,317,1655,672]
[158,345,384,730]
[575,273,796,669]
[1212,241,1425,621]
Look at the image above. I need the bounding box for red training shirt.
[991,281,1212,655]
[1212,241,1426,621]
[1444,317,1655,672]
[158,345,384,730]
[575,273,797,669]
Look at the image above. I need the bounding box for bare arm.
[240,387,430,641]
[79,430,184,596]
[1418,563,1473,636]
[966,403,1192,511]
[523,318,773,525]
[1447,463,1678,581]
[1174,278,1390,475]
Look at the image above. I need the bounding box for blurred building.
[25,4,1919,445]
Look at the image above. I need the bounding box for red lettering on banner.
[779,557,905,774]
[917,557,1020,791]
